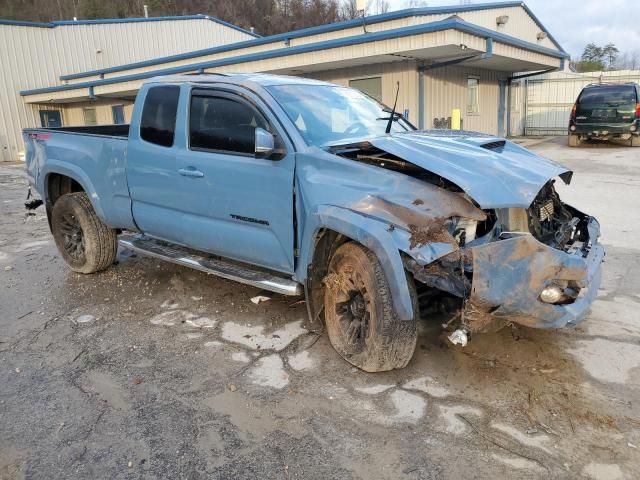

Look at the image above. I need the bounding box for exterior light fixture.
[496,15,509,26]
[537,31,548,41]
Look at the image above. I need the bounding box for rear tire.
[631,135,640,147]
[51,192,117,274]
[323,242,418,372]
[568,133,581,147]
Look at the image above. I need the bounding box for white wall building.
[2,2,569,162]
[0,15,256,162]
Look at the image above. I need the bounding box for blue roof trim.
[22,17,567,97]
[58,1,562,81]
[0,14,258,37]
[0,19,53,27]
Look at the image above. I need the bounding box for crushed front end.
[407,180,605,337]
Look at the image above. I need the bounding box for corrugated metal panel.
[424,65,503,135]
[519,70,640,136]
[307,60,419,123]
[0,20,252,162]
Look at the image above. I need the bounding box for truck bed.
[31,124,130,138]
[23,125,135,230]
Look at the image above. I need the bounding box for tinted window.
[189,95,268,155]
[140,86,179,147]
[112,105,125,124]
[578,85,637,105]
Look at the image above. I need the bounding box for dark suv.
[568,82,640,147]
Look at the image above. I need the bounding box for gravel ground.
[1,137,639,479]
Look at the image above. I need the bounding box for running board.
[118,234,302,296]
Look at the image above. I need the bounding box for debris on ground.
[250,292,273,304]
[448,329,468,347]
[75,314,96,324]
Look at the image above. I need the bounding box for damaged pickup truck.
[23,74,604,372]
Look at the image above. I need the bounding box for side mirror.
[255,127,275,158]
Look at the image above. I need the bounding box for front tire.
[323,242,418,372]
[51,192,117,274]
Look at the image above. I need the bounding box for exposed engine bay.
[330,138,602,340]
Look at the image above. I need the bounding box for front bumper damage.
[463,219,604,333]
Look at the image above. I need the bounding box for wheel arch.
[40,162,107,225]
[298,205,415,324]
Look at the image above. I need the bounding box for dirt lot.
[1,137,639,479]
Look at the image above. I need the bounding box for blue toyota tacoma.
[24,74,604,372]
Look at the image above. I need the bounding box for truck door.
[175,87,295,274]
[126,84,185,245]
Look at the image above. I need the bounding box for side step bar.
[118,234,303,296]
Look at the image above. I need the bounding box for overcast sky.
[385,0,636,59]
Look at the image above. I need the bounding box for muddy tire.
[568,133,581,147]
[323,242,418,372]
[51,192,117,274]
[631,135,640,147]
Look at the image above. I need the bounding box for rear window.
[578,85,637,105]
[140,86,180,147]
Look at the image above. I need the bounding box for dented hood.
[367,131,572,209]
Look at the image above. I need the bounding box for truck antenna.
[385,81,400,134]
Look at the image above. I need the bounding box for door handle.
[178,167,204,178]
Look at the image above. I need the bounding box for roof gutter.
[57,1,562,81]
[22,19,566,98]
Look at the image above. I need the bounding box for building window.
[39,110,62,128]
[83,107,97,126]
[112,105,125,124]
[349,77,383,102]
[189,94,268,155]
[467,77,480,114]
[140,86,180,147]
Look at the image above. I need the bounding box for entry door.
[39,110,62,128]
[176,89,295,274]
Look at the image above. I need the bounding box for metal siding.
[423,65,503,135]
[0,20,252,161]
[306,60,419,123]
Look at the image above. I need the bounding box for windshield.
[578,85,637,105]
[266,84,414,147]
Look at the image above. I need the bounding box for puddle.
[232,351,250,363]
[221,320,307,351]
[491,423,551,454]
[438,405,483,435]
[567,338,640,384]
[150,310,216,329]
[287,350,315,371]
[402,376,451,398]
[386,390,425,424]
[248,354,289,389]
[491,453,544,471]
[582,463,623,480]
[355,384,395,395]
